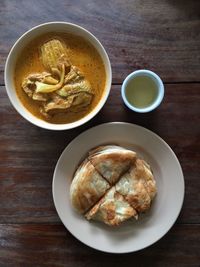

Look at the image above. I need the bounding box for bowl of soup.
[5,22,112,130]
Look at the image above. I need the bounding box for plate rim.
[52,122,185,253]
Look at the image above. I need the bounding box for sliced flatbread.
[85,187,137,226]
[134,159,157,199]
[89,145,137,184]
[116,158,156,212]
[70,160,110,214]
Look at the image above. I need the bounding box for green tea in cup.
[121,70,164,113]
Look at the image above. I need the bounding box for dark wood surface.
[0,224,200,267]
[0,0,200,266]
[1,0,200,84]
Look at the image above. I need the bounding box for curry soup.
[14,32,106,124]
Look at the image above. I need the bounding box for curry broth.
[15,32,106,124]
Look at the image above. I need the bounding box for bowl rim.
[121,69,164,113]
[4,21,112,130]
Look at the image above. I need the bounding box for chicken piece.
[58,80,92,97]
[42,94,73,114]
[35,64,66,94]
[36,41,92,95]
[25,72,58,84]
[40,65,94,115]
[22,67,93,116]
[69,92,93,112]
[57,66,93,97]
[21,39,94,117]
[43,92,93,114]
[64,65,83,84]
[22,72,55,101]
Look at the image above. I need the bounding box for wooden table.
[0,0,200,266]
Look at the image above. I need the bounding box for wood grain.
[1,1,200,264]
[0,224,199,267]
[1,0,200,84]
[0,84,199,224]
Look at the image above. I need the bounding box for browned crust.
[89,147,137,184]
[88,145,124,157]
[133,159,157,200]
[70,161,110,214]
[118,158,156,213]
[85,188,137,226]
[71,145,157,226]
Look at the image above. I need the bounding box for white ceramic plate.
[52,122,184,253]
